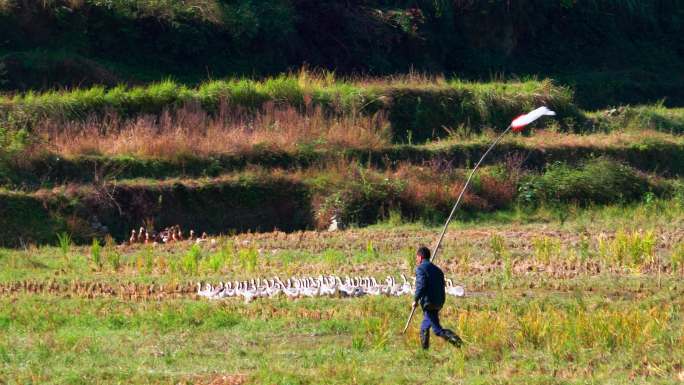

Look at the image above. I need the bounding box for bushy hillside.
[1,0,683,107]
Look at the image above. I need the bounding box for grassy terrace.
[0,76,683,246]
[2,156,682,245]
[1,204,684,384]
[0,130,681,188]
[0,76,577,141]
[0,75,682,189]
[2,76,682,136]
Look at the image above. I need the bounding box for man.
[413,246,462,349]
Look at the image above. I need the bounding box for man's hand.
[411,301,418,309]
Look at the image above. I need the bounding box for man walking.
[413,246,462,349]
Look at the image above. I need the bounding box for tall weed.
[90,238,102,269]
[238,247,258,273]
[182,244,203,275]
[532,236,561,264]
[104,235,121,271]
[56,232,71,259]
[670,243,684,275]
[598,230,656,267]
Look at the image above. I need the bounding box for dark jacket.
[414,260,446,310]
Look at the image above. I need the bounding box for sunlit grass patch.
[1,290,681,384]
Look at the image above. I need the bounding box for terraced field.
[2,1,684,384]
[1,50,683,385]
[1,74,683,246]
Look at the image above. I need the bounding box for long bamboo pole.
[402,125,512,334]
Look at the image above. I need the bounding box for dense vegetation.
[1,0,683,107]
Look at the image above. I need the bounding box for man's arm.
[414,266,427,303]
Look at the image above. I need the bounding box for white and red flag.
[511,106,556,132]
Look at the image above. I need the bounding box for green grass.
[1,203,684,383]
[1,291,682,384]
[0,75,575,134]
[589,104,684,134]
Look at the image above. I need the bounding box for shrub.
[519,158,651,206]
[320,172,405,227]
[477,174,517,209]
[0,126,28,160]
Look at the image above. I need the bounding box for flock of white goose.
[197,274,465,302]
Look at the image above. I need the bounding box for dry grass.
[35,102,390,158]
[427,129,684,151]
[511,129,684,148]
[387,160,518,212]
[294,67,557,93]
[393,163,487,210]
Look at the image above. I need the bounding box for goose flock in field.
[197,274,466,302]
[129,225,211,245]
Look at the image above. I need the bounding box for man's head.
[416,246,431,265]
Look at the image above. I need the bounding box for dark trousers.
[420,308,445,336]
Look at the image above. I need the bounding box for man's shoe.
[441,329,463,347]
[420,329,430,350]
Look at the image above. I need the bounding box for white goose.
[393,274,412,296]
[319,277,338,296]
[300,279,320,298]
[217,282,234,298]
[208,282,224,298]
[282,279,300,298]
[197,282,214,298]
[239,281,258,303]
[445,278,466,297]
[365,277,382,296]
